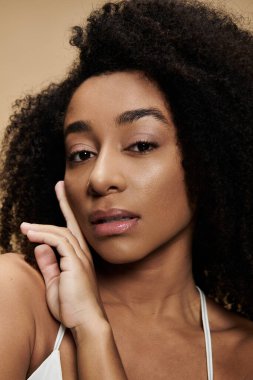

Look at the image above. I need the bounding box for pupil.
[79,151,89,159]
[139,142,149,151]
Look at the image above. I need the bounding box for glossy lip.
[89,208,140,237]
[92,217,139,237]
[89,208,140,224]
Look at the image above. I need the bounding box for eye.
[128,140,159,153]
[67,150,95,163]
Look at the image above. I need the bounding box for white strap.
[53,324,66,351]
[196,286,213,380]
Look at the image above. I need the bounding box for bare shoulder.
[0,252,45,302]
[207,296,253,377]
[0,251,57,331]
[0,252,47,323]
[207,294,253,333]
[0,251,39,275]
[0,253,42,378]
[0,253,59,378]
[0,251,42,298]
[229,311,253,377]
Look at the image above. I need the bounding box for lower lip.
[92,217,139,237]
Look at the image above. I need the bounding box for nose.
[87,147,127,196]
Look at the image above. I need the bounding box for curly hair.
[0,0,253,319]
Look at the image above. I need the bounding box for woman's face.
[64,71,195,264]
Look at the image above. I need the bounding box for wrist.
[71,317,112,345]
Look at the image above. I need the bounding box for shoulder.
[227,315,253,378]
[0,251,59,332]
[207,296,253,377]
[0,253,59,378]
[0,252,47,329]
[0,251,43,303]
[0,251,39,276]
[0,252,45,305]
[231,314,253,376]
[0,253,42,378]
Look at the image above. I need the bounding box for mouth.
[89,209,140,237]
[93,216,136,224]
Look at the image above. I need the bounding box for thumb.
[34,244,60,289]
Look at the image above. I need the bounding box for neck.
[96,226,201,325]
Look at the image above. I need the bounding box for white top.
[27,324,65,380]
[27,287,213,380]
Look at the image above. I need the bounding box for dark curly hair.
[0,0,253,319]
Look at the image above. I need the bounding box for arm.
[0,253,34,379]
[73,320,128,380]
[21,181,128,380]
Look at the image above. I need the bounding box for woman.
[0,0,253,378]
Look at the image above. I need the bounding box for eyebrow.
[64,120,91,139]
[64,107,169,139]
[116,107,169,126]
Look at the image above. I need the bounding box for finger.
[55,181,88,252]
[21,223,82,255]
[34,244,60,320]
[34,244,60,288]
[21,222,93,266]
[26,230,87,264]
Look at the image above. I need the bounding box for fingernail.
[20,222,31,228]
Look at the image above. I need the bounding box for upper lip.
[89,208,140,224]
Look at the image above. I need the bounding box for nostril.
[86,167,127,195]
[88,183,120,197]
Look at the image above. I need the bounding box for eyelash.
[67,140,159,163]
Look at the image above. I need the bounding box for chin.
[98,250,146,265]
[87,240,147,266]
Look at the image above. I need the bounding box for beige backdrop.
[1,0,252,135]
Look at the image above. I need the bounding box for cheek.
[160,174,192,228]
[139,152,193,232]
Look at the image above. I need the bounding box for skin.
[63,70,199,319]
[1,71,253,379]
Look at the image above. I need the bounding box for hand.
[20,181,107,330]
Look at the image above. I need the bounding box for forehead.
[64,71,171,126]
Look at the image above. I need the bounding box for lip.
[89,208,140,237]
[89,208,140,224]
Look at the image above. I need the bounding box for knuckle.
[58,226,69,234]
[82,254,93,267]
[62,227,74,238]
[59,236,69,245]
[81,257,90,269]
